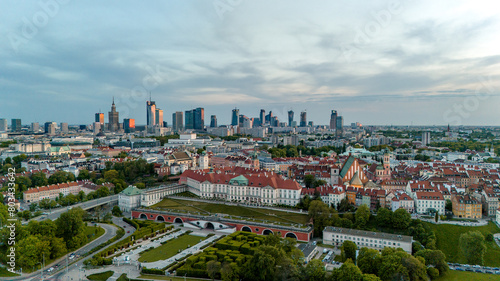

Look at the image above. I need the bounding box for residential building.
[451,193,482,219]
[414,191,445,215]
[482,190,500,217]
[0,119,8,131]
[323,226,413,254]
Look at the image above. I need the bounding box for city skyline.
[1,1,500,126]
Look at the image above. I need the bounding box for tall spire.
[112,96,115,105]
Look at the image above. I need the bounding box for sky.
[1,0,499,126]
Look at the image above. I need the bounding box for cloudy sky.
[1,0,499,126]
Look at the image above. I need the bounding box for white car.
[47,267,54,272]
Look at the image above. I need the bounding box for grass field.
[139,274,210,280]
[85,225,105,243]
[87,270,114,280]
[425,221,500,266]
[435,271,500,281]
[138,234,206,262]
[152,198,310,225]
[0,267,19,277]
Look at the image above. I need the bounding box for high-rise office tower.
[60,122,68,133]
[93,122,101,135]
[124,118,135,133]
[271,116,279,127]
[0,119,8,131]
[210,115,217,128]
[300,111,307,127]
[336,116,343,134]
[108,98,120,132]
[239,115,252,128]
[44,122,56,135]
[172,111,183,132]
[422,131,430,147]
[185,109,194,129]
[155,108,163,127]
[265,111,273,125]
[11,119,21,132]
[194,107,204,130]
[231,108,239,126]
[330,110,337,130]
[260,109,265,126]
[288,110,294,127]
[95,113,104,126]
[147,99,156,127]
[31,122,39,133]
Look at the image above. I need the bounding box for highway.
[31,195,118,221]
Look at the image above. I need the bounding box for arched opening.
[205,222,215,230]
[242,226,252,232]
[156,215,165,221]
[139,214,147,220]
[285,232,298,240]
[174,218,183,224]
[263,229,273,235]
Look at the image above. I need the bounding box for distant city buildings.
[124,118,135,133]
[172,111,183,132]
[0,119,8,132]
[11,119,21,132]
[108,98,120,132]
[300,111,307,127]
[95,113,104,126]
[422,131,430,147]
[210,115,217,128]
[288,110,294,127]
[231,108,239,126]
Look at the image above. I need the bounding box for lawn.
[0,267,19,277]
[139,274,211,280]
[425,221,500,266]
[85,225,105,243]
[435,271,500,281]
[138,234,206,262]
[87,270,114,281]
[152,198,310,225]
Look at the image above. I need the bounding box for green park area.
[138,234,206,263]
[151,198,309,225]
[138,275,209,281]
[85,225,105,243]
[425,221,500,266]
[87,270,114,280]
[435,270,500,281]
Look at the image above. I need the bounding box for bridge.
[32,195,118,221]
[131,208,314,242]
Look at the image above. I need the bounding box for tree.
[355,204,370,228]
[243,245,287,281]
[434,211,439,223]
[340,240,357,263]
[362,274,382,281]
[445,199,452,212]
[375,208,392,228]
[301,259,326,281]
[49,237,68,259]
[392,208,411,229]
[220,262,236,281]
[48,171,76,184]
[427,267,439,280]
[415,249,448,275]
[338,198,353,212]
[309,200,333,236]
[304,175,316,189]
[103,170,120,182]
[357,248,381,275]
[77,169,90,180]
[30,171,48,187]
[15,176,32,193]
[334,260,363,281]
[112,206,123,217]
[56,208,87,250]
[459,231,486,265]
[486,233,494,242]
[206,260,221,280]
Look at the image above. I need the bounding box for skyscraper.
[0,119,7,132]
[300,111,307,127]
[31,122,39,133]
[288,110,294,127]
[124,118,135,133]
[147,99,156,127]
[44,122,56,135]
[185,109,194,129]
[422,131,430,147]
[60,122,68,133]
[260,109,265,126]
[11,119,21,132]
[95,113,104,126]
[210,115,217,128]
[172,111,183,132]
[336,116,343,134]
[231,108,239,126]
[108,98,120,132]
[330,110,337,130]
[194,107,204,130]
[265,111,273,125]
[155,108,163,127]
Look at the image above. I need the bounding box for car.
[475,269,482,273]
[47,267,54,272]
[485,270,493,274]
[127,230,130,233]
[473,265,481,268]
[455,267,464,271]
[465,268,473,272]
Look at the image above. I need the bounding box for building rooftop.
[323,226,413,243]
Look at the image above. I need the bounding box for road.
[31,195,118,222]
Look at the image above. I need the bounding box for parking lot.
[448,263,500,275]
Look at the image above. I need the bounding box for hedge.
[141,267,164,275]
